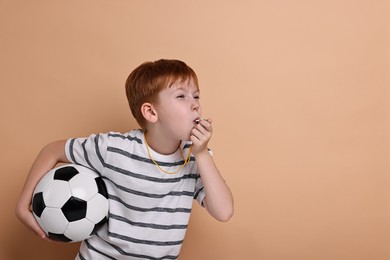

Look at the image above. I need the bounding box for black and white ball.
[32,164,109,242]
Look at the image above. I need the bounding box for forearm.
[15,140,69,237]
[195,150,234,222]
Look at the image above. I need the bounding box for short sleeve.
[65,133,110,174]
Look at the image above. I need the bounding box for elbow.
[15,201,25,223]
[214,206,234,222]
[204,197,234,222]
[221,209,234,222]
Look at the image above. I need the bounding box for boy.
[15,59,234,259]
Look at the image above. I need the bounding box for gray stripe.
[68,139,77,163]
[81,139,99,172]
[103,177,194,198]
[108,132,143,144]
[194,187,204,200]
[85,240,117,260]
[94,134,107,167]
[109,213,188,230]
[108,231,183,246]
[108,194,191,213]
[77,252,86,260]
[108,146,194,167]
[105,162,198,183]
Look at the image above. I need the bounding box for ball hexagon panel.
[86,194,109,223]
[64,219,95,242]
[40,208,69,234]
[69,173,98,201]
[42,180,71,208]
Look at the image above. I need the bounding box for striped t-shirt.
[65,129,205,260]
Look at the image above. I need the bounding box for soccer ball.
[32,164,109,242]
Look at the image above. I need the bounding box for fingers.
[17,207,48,240]
[196,118,213,132]
[192,119,212,140]
[27,214,47,239]
[191,118,213,155]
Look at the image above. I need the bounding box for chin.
[178,129,192,142]
[181,133,192,142]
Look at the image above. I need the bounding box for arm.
[15,140,70,240]
[191,119,234,222]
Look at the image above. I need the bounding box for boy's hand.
[190,118,213,155]
[15,203,53,241]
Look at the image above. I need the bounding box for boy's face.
[154,79,201,141]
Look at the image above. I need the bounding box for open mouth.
[194,118,204,124]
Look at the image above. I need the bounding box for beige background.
[1,1,389,259]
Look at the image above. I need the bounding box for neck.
[144,130,181,155]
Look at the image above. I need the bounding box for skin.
[15,79,234,241]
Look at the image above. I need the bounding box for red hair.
[125,59,199,129]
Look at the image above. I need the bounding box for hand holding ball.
[32,164,109,242]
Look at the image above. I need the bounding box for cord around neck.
[144,133,192,174]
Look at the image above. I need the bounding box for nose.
[191,99,200,111]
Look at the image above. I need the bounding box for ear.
[141,102,158,123]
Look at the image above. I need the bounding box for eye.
[176,95,185,99]
[194,95,200,100]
